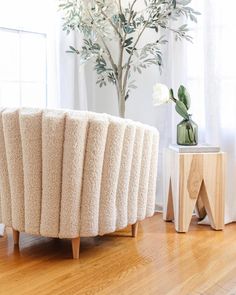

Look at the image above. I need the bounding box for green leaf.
[68,46,79,54]
[175,100,189,120]
[125,48,132,54]
[179,0,191,6]
[119,13,126,24]
[125,90,130,101]
[124,37,133,47]
[124,25,135,34]
[178,85,191,110]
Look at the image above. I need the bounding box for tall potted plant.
[60,0,199,118]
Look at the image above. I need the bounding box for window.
[0,27,47,107]
[0,0,56,108]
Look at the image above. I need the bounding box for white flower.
[153,83,170,106]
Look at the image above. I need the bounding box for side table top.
[169,144,221,154]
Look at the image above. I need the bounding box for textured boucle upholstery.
[0,108,159,238]
[0,109,12,226]
[2,109,25,231]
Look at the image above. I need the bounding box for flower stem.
[170,96,177,103]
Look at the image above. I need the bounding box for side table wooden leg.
[163,179,174,222]
[212,153,225,230]
[200,153,225,230]
[163,150,175,222]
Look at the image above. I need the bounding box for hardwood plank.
[0,214,236,294]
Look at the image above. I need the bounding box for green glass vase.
[177,116,198,146]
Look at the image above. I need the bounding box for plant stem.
[118,89,126,118]
[87,2,125,117]
[170,96,177,103]
[86,7,118,81]
[115,0,138,118]
[118,0,123,14]
[128,0,137,23]
[100,39,117,76]
[101,10,123,41]
[123,21,148,94]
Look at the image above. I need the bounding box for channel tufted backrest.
[0,108,159,238]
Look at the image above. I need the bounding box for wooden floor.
[1,214,236,295]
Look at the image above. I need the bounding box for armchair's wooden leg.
[131,222,139,237]
[71,237,80,259]
[12,229,20,245]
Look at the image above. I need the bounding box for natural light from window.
[0,28,47,108]
[0,0,55,108]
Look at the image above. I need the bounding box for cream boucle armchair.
[0,108,159,259]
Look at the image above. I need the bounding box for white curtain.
[167,0,236,223]
[36,0,88,110]
[56,18,88,110]
[48,1,88,110]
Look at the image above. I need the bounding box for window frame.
[0,26,48,107]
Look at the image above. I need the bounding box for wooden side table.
[163,147,226,232]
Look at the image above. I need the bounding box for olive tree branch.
[128,0,138,24]
[86,7,118,81]
[100,10,123,41]
[123,21,148,93]
[100,39,118,78]
[118,0,123,14]
[117,0,137,96]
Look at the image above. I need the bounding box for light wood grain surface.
[163,150,225,232]
[0,213,236,295]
